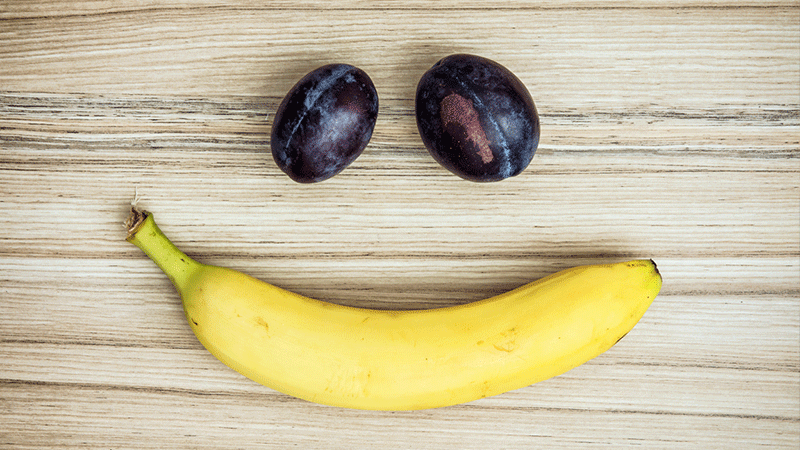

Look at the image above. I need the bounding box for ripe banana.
[125,206,662,410]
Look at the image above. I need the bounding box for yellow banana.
[125,206,662,411]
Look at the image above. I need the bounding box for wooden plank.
[1,378,798,449]
[2,0,798,19]
[0,0,798,448]
[0,8,797,101]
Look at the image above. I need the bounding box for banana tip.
[649,259,663,286]
[125,206,148,241]
[650,259,660,276]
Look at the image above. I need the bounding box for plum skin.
[271,64,378,183]
[415,54,539,182]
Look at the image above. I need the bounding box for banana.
[125,206,662,410]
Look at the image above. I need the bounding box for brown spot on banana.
[492,328,518,352]
[255,317,269,334]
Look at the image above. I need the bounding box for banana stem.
[125,206,200,291]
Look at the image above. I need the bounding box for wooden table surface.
[2,1,798,448]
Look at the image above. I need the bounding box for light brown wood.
[1,1,798,448]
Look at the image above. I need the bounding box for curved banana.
[125,207,662,410]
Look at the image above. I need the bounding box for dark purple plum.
[415,54,539,182]
[271,64,378,183]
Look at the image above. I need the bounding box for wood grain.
[1,1,798,448]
